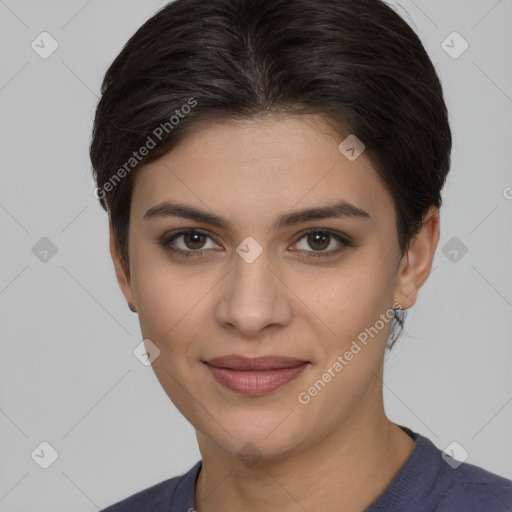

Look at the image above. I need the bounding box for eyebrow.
[143,200,371,231]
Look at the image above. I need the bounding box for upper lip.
[204,355,309,370]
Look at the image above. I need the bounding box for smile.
[203,355,310,395]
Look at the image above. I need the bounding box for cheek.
[303,258,397,404]
[130,260,212,414]
[320,256,394,340]
[300,277,394,419]
[130,254,217,356]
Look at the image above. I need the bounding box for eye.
[160,228,352,259]
[160,229,221,258]
[291,229,351,258]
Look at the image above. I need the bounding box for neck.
[194,406,415,512]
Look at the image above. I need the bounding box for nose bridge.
[216,242,291,336]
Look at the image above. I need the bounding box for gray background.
[1,0,511,510]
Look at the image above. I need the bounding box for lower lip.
[204,362,309,395]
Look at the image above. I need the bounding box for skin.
[110,114,440,512]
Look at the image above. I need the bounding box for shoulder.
[100,476,182,512]
[100,462,201,512]
[387,428,512,512]
[435,458,512,511]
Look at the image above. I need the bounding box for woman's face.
[112,114,427,461]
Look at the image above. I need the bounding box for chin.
[199,407,312,464]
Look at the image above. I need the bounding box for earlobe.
[109,218,136,309]
[393,206,440,310]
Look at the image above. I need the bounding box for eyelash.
[159,228,352,259]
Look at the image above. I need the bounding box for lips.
[205,355,309,370]
[203,355,310,395]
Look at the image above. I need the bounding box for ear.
[394,206,440,310]
[109,218,136,309]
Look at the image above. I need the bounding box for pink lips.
[204,355,310,395]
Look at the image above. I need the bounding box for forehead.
[130,115,394,230]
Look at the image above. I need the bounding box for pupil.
[186,233,205,249]
[309,233,329,251]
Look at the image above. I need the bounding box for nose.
[214,246,293,338]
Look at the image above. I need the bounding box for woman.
[90,0,512,510]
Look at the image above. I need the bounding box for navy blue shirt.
[101,426,512,511]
